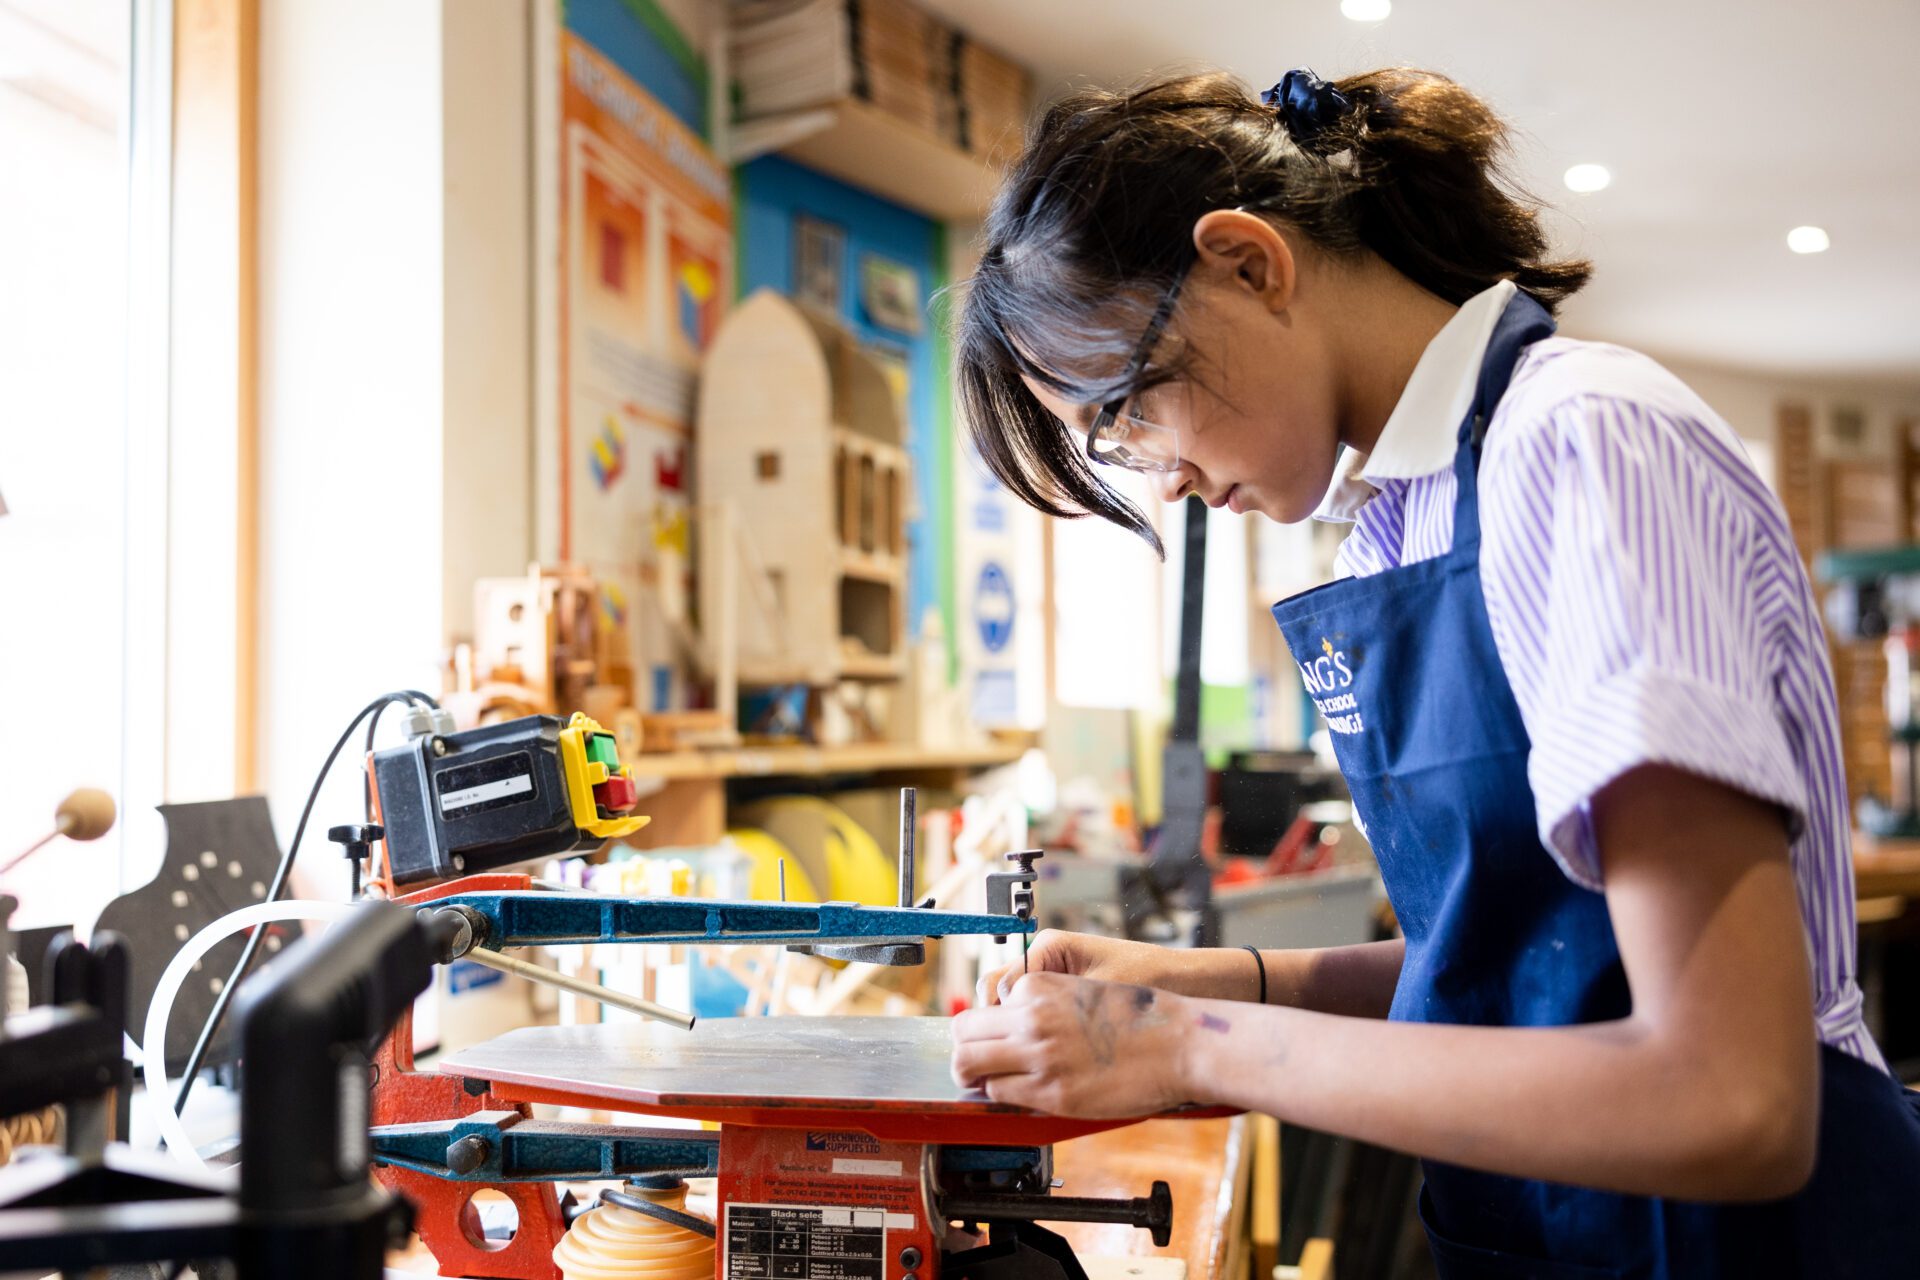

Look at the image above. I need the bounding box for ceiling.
[920,0,1920,383]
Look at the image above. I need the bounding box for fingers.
[1001,969,1067,1006]
[951,1004,1026,1042]
[974,931,1077,1007]
[982,1072,1047,1109]
[950,1034,1034,1088]
[976,962,1019,1008]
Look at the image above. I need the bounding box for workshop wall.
[257,0,451,881]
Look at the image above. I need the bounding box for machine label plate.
[437,752,537,817]
[725,1203,887,1280]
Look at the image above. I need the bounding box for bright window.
[1051,472,1164,709]
[1161,499,1251,688]
[0,0,157,931]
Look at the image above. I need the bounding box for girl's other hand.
[974,930,1174,1008]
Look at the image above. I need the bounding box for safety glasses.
[1084,260,1191,474]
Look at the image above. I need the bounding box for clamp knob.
[985,849,1046,926]
[329,824,384,897]
[1006,849,1045,875]
[327,824,384,856]
[1006,850,1044,919]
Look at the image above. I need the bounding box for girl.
[947,69,1920,1277]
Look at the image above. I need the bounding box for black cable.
[361,700,394,825]
[169,690,438,1120]
[349,701,396,899]
[599,1184,718,1238]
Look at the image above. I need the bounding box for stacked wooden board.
[954,32,1031,160]
[729,0,1033,158]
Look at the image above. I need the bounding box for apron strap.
[1447,292,1558,555]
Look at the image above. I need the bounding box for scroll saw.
[347,711,1207,1280]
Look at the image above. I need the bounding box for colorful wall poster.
[554,27,731,709]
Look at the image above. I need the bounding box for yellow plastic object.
[726,828,823,903]
[733,796,894,905]
[553,1183,714,1280]
[557,712,652,841]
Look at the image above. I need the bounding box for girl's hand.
[975,930,1178,1007]
[949,972,1200,1118]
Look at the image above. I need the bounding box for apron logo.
[1298,638,1364,734]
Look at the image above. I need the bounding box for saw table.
[372,1015,1226,1280]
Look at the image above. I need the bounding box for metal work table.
[393,1015,1251,1280]
[434,1015,1214,1145]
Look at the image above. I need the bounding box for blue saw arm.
[431,890,1036,960]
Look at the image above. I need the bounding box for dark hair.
[956,68,1592,552]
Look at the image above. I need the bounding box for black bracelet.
[1242,944,1268,1005]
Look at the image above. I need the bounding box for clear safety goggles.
[1084,260,1191,474]
[1086,406,1182,473]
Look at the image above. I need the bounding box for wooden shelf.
[839,548,903,583]
[835,650,907,681]
[625,742,1024,782]
[727,97,999,222]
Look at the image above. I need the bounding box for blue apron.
[1269,291,1920,1278]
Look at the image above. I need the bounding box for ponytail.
[1317,69,1590,307]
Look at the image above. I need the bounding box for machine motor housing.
[370,715,639,886]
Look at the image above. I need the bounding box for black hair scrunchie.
[1261,68,1353,148]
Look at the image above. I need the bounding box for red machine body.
[373,873,570,1279]
[717,1128,936,1280]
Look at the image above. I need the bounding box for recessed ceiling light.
[1562,163,1611,193]
[1341,0,1391,21]
[1787,225,1830,254]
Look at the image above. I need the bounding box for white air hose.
[142,899,359,1168]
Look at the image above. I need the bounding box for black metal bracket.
[371,1111,721,1183]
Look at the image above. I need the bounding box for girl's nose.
[1155,465,1196,504]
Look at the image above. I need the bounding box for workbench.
[1050,1115,1252,1280]
[1852,834,1920,900]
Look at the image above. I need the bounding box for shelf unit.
[619,741,1025,852]
[708,32,1002,223]
[697,290,911,688]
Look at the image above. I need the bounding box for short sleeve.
[1478,393,1808,891]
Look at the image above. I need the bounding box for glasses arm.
[1084,259,1192,465]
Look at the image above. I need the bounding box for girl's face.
[1023,213,1349,525]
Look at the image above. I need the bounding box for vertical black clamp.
[328,824,384,900]
[985,850,1044,941]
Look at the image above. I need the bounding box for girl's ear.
[1193,209,1297,312]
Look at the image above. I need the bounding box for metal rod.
[0,830,59,877]
[939,1185,1173,1247]
[464,946,696,1031]
[778,859,787,902]
[898,786,917,908]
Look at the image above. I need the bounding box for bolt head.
[445,1134,491,1174]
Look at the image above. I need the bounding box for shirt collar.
[1312,279,1518,523]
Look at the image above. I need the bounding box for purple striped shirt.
[1335,336,1881,1067]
